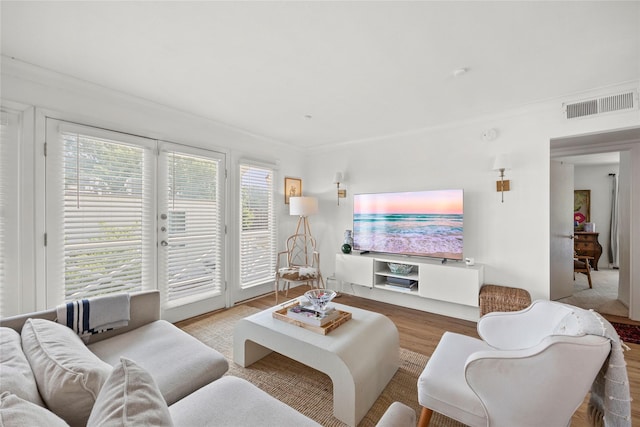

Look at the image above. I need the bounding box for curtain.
[608,173,619,268]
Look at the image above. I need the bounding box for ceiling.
[1,1,639,150]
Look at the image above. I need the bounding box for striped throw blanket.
[56,293,131,341]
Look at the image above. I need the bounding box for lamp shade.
[333,172,343,184]
[290,196,318,216]
[492,154,511,171]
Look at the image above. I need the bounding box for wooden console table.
[574,232,602,271]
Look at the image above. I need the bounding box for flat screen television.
[353,189,464,260]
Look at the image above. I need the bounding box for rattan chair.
[274,234,324,303]
[479,284,531,317]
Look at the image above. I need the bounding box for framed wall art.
[284,177,302,204]
[574,189,590,230]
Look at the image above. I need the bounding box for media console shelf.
[373,259,421,295]
[335,253,484,307]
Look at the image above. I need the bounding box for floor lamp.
[289,196,326,291]
[289,196,318,237]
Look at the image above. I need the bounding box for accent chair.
[417,300,612,427]
[274,234,324,303]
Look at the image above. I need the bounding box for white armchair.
[417,300,612,427]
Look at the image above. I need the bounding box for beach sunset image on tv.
[353,189,463,260]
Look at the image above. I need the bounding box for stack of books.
[287,305,340,326]
[385,276,418,292]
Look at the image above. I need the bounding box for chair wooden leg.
[586,270,593,288]
[418,407,433,427]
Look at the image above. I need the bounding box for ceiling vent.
[563,91,638,119]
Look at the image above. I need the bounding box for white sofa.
[0,290,415,427]
[0,290,321,426]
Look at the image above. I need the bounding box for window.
[239,162,276,288]
[159,148,224,305]
[0,109,21,316]
[45,119,227,318]
[46,120,155,303]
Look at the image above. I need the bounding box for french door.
[45,119,226,321]
[158,142,225,321]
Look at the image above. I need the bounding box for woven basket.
[479,284,532,317]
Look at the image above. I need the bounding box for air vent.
[563,91,637,119]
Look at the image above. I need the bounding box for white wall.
[574,163,620,269]
[619,153,631,307]
[305,83,640,319]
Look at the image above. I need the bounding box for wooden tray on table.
[272,301,351,335]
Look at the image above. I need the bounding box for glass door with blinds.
[158,142,225,321]
[45,119,226,321]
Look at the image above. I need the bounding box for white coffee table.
[233,298,400,427]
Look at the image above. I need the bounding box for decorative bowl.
[304,289,337,313]
[387,263,414,275]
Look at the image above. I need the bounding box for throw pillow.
[0,327,44,406]
[0,391,69,427]
[21,318,112,427]
[87,357,173,427]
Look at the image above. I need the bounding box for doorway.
[554,153,622,315]
[550,126,640,320]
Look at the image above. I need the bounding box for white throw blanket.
[56,293,131,342]
[556,306,631,427]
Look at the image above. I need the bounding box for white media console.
[335,253,484,314]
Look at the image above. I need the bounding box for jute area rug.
[180,305,464,427]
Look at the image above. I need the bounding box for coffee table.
[233,298,399,426]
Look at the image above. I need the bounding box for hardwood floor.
[195,287,640,426]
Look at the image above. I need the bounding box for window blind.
[162,151,223,302]
[0,109,20,317]
[49,121,154,301]
[0,112,7,315]
[239,162,276,288]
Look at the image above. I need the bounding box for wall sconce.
[333,172,347,205]
[492,154,511,203]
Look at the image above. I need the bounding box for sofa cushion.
[169,376,321,426]
[0,391,69,427]
[87,357,173,427]
[375,402,417,427]
[21,318,112,427]
[88,320,228,405]
[0,327,44,406]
